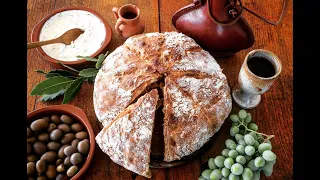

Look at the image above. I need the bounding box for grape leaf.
[76,55,98,62]
[45,70,77,79]
[37,89,65,102]
[62,77,84,104]
[95,52,109,69]
[78,68,98,77]
[30,76,74,95]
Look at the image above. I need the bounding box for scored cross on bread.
[94,32,232,171]
[95,89,159,178]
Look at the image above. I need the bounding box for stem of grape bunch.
[236,120,275,143]
[198,109,277,180]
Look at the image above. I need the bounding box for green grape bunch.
[199,109,276,180]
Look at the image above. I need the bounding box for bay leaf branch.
[35,70,47,74]
[76,55,98,62]
[84,76,95,83]
[45,70,77,79]
[31,52,110,103]
[57,62,80,73]
[62,77,84,104]
[95,51,109,69]
[78,68,98,77]
[37,89,65,102]
[30,76,74,95]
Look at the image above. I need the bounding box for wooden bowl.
[27,104,95,180]
[31,6,112,68]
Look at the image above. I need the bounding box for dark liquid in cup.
[247,57,276,78]
[122,12,137,19]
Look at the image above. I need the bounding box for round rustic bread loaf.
[93,32,232,163]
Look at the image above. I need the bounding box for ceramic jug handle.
[115,19,124,37]
[112,7,119,19]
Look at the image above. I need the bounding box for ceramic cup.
[112,4,145,39]
[232,49,282,109]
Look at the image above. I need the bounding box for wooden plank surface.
[27,0,293,179]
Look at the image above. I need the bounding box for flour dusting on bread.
[93,32,232,177]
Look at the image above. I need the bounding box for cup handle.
[112,7,119,19]
[115,19,124,37]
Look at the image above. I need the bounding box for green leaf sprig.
[30,52,109,104]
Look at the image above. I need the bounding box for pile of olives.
[27,114,90,180]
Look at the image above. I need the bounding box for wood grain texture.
[27,0,293,179]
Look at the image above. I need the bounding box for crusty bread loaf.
[94,32,232,175]
[95,89,159,178]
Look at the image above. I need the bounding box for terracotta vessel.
[27,104,96,179]
[112,4,145,38]
[31,6,112,68]
[232,49,282,109]
[172,0,255,57]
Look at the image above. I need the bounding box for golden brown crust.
[94,32,232,174]
[93,45,161,127]
[163,73,232,162]
[95,89,159,178]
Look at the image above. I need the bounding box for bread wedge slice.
[163,73,232,162]
[95,89,159,178]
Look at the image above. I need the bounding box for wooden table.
[27,0,293,179]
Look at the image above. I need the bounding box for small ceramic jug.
[112,4,145,38]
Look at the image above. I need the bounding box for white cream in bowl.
[39,10,106,61]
